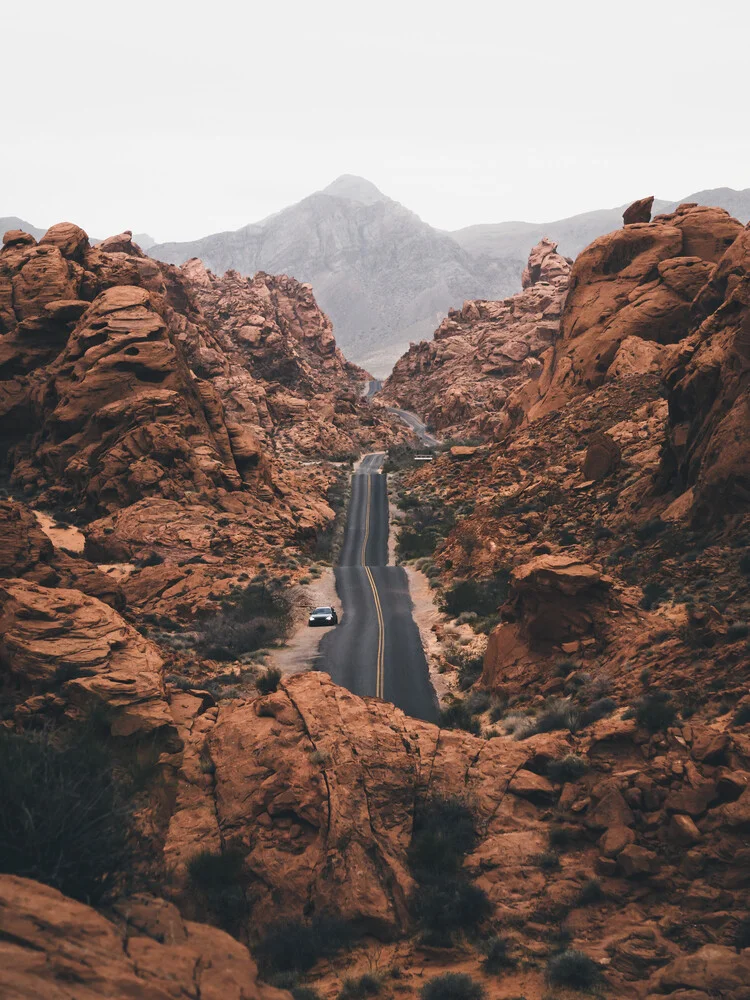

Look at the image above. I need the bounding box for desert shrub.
[198,581,293,659]
[465,689,491,715]
[636,518,666,542]
[454,652,484,691]
[440,570,510,619]
[198,616,279,660]
[548,825,577,849]
[187,848,247,933]
[338,974,382,999]
[640,581,669,610]
[256,666,283,695]
[593,525,614,540]
[439,701,480,735]
[555,658,577,676]
[489,703,505,723]
[546,949,602,989]
[727,622,749,640]
[633,689,677,732]
[408,797,476,877]
[414,876,492,946]
[481,934,515,973]
[0,725,131,904]
[533,698,582,734]
[420,974,485,1000]
[735,916,750,949]
[384,444,436,473]
[292,989,322,1000]
[739,552,750,576]
[733,703,750,726]
[580,696,617,726]
[578,878,603,905]
[256,917,354,975]
[397,502,456,560]
[530,851,561,871]
[502,712,537,740]
[547,754,588,783]
[409,797,489,944]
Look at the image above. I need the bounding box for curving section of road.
[318,453,438,723]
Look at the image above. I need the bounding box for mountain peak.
[321,175,387,205]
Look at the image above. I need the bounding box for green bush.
[256,666,283,695]
[415,876,492,946]
[481,934,515,973]
[420,973,486,1000]
[546,949,602,989]
[256,918,354,976]
[187,848,247,933]
[0,726,131,904]
[546,754,588,783]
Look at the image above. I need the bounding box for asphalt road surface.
[318,453,438,722]
[364,379,441,447]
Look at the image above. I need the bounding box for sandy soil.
[33,511,86,553]
[266,569,340,676]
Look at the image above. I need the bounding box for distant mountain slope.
[149,176,523,376]
[0,216,46,241]
[452,188,750,261]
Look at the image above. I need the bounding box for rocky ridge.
[381,237,571,439]
[2,204,750,1000]
[0,223,408,624]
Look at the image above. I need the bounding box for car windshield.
[312,607,332,615]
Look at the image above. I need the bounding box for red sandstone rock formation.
[0,222,407,621]
[0,875,287,1000]
[380,239,571,439]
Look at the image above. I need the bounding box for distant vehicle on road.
[308,606,338,627]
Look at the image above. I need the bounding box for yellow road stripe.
[360,464,385,699]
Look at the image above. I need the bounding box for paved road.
[364,379,441,447]
[318,453,438,723]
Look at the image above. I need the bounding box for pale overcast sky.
[3,0,748,242]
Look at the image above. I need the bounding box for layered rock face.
[0,875,286,1000]
[0,223,406,621]
[381,238,571,438]
[527,204,743,420]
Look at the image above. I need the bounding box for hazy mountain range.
[148,176,523,376]
[4,183,749,375]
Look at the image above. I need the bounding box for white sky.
[3,0,749,242]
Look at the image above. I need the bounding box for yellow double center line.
[361,471,385,699]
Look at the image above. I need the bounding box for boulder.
[0,579,173,737]
[582,431,621,480]
[618,844,660,877]
[510,554,611,642]
[647,944,750,996]
[0,874,285,1000]
[623,196,655,225]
